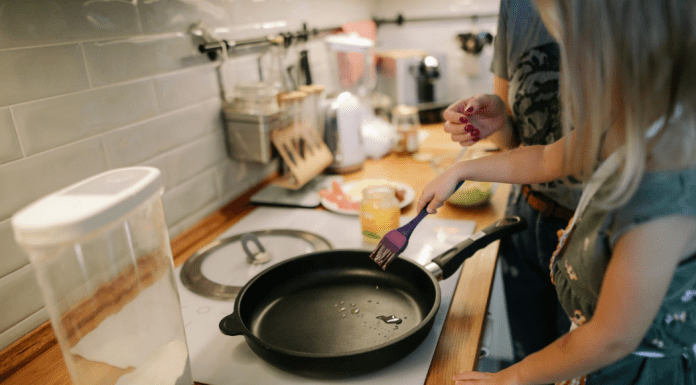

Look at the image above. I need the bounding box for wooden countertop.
[0,124,510,385]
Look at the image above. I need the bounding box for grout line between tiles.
[7,107,26,158]
[79,43,94,89]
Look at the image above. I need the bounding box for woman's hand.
[452,369,521,385]
[442,94,509,146]
[416,165,463,214]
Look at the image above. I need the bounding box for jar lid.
[12,167,164,246]
[298,84,325,95]
[278,90,307,104]
[235,82,278,99]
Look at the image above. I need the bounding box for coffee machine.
[374,50,448,123]
[322,33,375,173]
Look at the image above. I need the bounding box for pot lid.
[180,229,332,301]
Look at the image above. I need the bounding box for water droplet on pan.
[376,315,402,324]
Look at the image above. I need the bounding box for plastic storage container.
[11,167,193,385]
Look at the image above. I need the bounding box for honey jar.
[359,185,401,244]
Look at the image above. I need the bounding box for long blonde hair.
[537,0,696,209]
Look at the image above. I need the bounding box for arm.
[487,75,520,151]
[453,215,696,385]
[417,132,569,214]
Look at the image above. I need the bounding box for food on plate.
[446,181,496,207]
[320,180,410,212]
[319,181,360,211]
[394,188,406,203]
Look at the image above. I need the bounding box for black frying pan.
[219,216,526,377]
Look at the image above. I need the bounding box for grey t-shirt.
[491,0,580,209]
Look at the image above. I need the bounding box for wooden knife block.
[271,124,333,190]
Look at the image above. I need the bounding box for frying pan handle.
[427,216,527,280]
[219,312,246,336]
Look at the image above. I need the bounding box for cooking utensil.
[369,181,464,269]
[219,216,526,377]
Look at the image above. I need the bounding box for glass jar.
[232,82,279,115]
[391,105,420,154]
[359,185,401,244]
[298,84,325,137]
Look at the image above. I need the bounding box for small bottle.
[360,185,401,244]
[391,105,420,154]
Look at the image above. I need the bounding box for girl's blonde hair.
[537,0,696,209]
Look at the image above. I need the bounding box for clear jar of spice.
[359,185,401,244]
[391,105,421,154]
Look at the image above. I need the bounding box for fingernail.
[473,137,480,142]
[464,125,474,132]
[459,116,468,124]
[466,107,474,113]
[471,128,480,136]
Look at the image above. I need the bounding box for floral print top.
[551,167,696,384]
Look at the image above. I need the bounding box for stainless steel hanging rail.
[197,12,498,61]
[198,24,342,60]
[373,12,498,27]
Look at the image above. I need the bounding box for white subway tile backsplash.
[199,98,225,133]
[0,108,22,164]
[0,219,29,279]
[11,80,159,156]
[102,104,212,169]
[0,264,44,336]
[164,132,227,189]
[138,0,233,36]
[153,66,220,112]
[0,45,90,108]
[162,170,219,229]
[0,0,141,49]
[213,159,278,203]
[0,307,47,352]
[0,137,108,222]
[82,35,210,87]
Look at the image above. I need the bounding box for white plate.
[320,179,416,215]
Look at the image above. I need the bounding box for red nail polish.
[471,128,481,136]
[466,107,474,113]
[459,116,468,124]
[464,125,474,132]
[473,137,480,142]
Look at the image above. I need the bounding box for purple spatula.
[370,181,464,270]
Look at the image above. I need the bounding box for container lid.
[234,82,279,99]
[12,167,164,246]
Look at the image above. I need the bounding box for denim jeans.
[498,185,572,362]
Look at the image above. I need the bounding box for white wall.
[373,0,499,102]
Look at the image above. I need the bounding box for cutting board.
[249,175,343,208]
